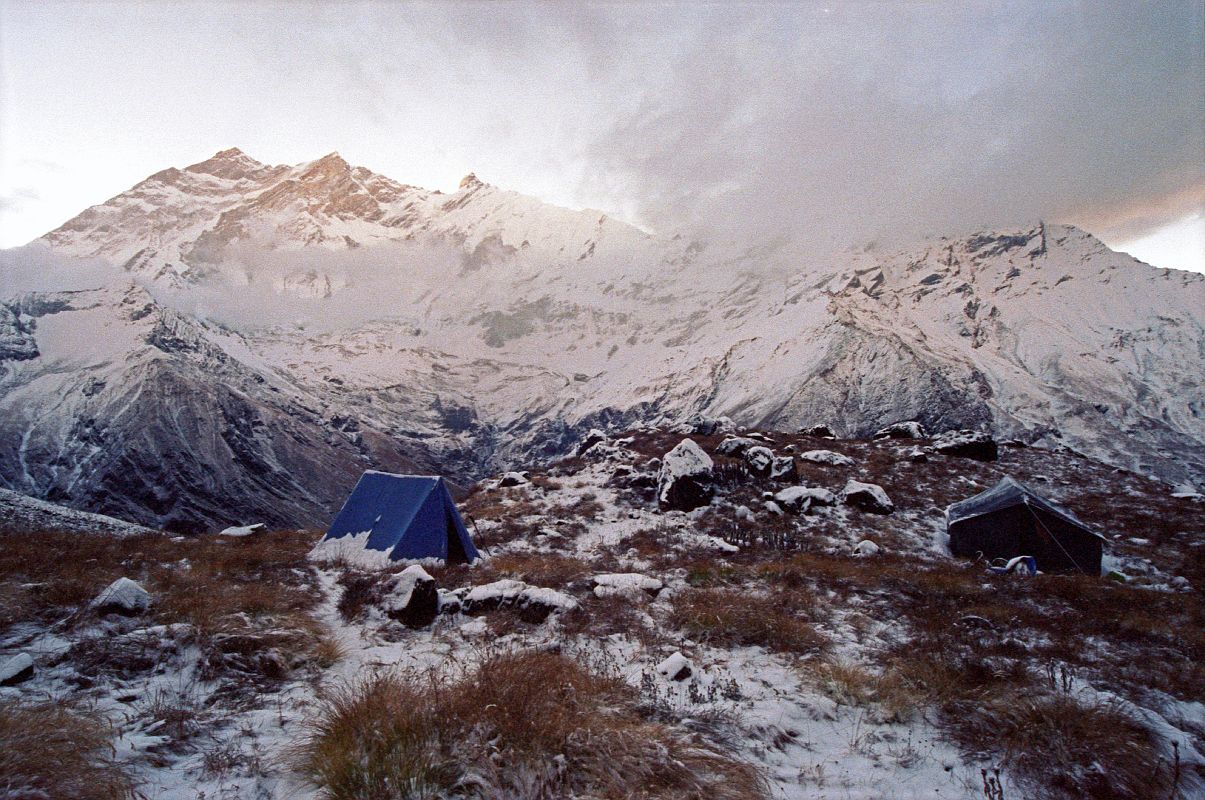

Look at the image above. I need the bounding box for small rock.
[841,480,895,514]
[498,471,530,488]
[799,449,854,467]
[904,447,928,463]
[576,429,608,455]
[763,500,784,516]
[592,573,663,599]
[381,565,439,628]
[852,539,881,556]
[90,577,151,615]
[656,651,693,681]
[735,504,755,521]
[0,653,34,686]
[219,523,266,537]
[873,421,928,440]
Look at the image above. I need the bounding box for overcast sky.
[1,1,1202,271]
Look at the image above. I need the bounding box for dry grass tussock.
[670,587,826,654]
[297,649,769,800]
[0,699,135,799]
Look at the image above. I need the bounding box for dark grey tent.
[946,477,1105,575]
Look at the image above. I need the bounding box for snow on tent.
[315,472,479,567]
[945,476,1105,575]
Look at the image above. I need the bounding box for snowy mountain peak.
[459,172,484,190]
[183,147,272,180]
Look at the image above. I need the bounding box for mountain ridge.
[1,149,1201,530]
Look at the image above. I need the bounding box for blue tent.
[323,471,479,563]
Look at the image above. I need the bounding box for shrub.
[297,650,769,800]
[670,587,826,654]
[0,700,135,799]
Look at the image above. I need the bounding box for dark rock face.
[932,430,999,461]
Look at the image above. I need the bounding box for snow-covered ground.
[1,427,1200,798]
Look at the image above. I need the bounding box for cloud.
[558,2,1205,250]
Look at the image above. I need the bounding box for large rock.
[774,486,838,514]
[799,449,855,467]
[800,424,837,438]
[381,565,439,628]
[741,446,796,481]
[497,471,530,487]
[931,430,998,461]
[873,421,928,440]
[657,439,715,511]
[90,577,151,615]
[841,480,895,514]
[460,580,577,623]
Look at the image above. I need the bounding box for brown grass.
[0,699,135,799]
[670,587,827,654]
[297,649,769,799]
[0,529,335,687]
[485,552,591,588]
[947,692,1167,800]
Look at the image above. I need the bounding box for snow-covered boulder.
[219,523,265,537]
[656,651,693,681]
[743,446,776,477]
[773,486,837,514]
[0,653,34,686]
[679,414,733,436]
[873,421,928,440]
[575,429,608,455]
[592,573,663,600]
[90,577,151,615]
[931,430,998,461]
[763,500,785,516]
[498,471,530,488]
[657,439,715,511]
[461,579,578,622]
[381,565,439,628]
[735,504,755,521]
[800,424,837,438]
[841,480,895,514]
[853,540,881,557]
[904,447,929,463]
[716,436,758,456]
[771,455,798,482]
[799,449,855,467]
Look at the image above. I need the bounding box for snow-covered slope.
[1,149,1201,529]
